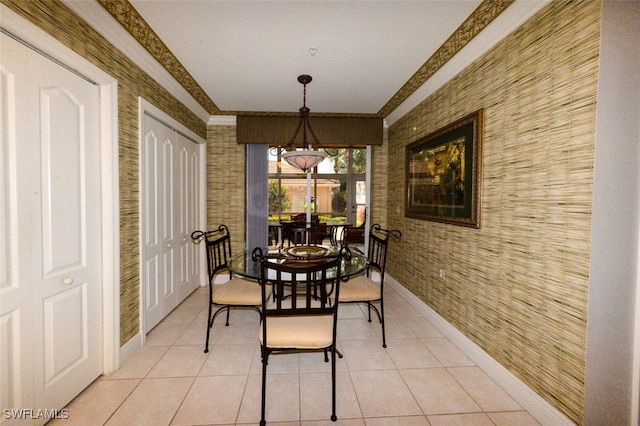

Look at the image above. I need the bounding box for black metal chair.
[282,221,310,246]
[281,222,325,247]
[255,247,346,425]
[338,224,401,348]
[343,223,365,247]
[310,222,327,244]
[191,225,271,353]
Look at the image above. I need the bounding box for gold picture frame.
[405,109,483,228]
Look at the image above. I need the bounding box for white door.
[142,113,200,332]
[0,32,102,419]
[142,114,175,330]
[175,132,200,303]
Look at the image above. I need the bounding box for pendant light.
[280,74,330,172]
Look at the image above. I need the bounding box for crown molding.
[62,0,211,123]
[208,115,237,126]
[386,0,551,126]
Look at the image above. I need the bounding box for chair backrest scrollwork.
[365,224,402,280]
[191,224,233,282]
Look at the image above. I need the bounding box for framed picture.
[405,109,483,228]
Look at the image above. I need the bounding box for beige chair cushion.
[339,276,380,302]
[260,314,334,349]
[212,277,270,305]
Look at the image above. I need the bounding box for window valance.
[236,115,383,146]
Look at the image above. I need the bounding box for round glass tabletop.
[230,246,368,281]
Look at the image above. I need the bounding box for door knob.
[62,277,74,286]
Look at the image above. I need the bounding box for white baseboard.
[116,332,144,370]
[386,275,575,426]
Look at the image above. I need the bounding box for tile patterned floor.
[53,285,541,425]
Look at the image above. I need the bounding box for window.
[268,148,367,226]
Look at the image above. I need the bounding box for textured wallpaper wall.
[386,1,600,422]
[370,129,389,228]
[2,0,208,344]
[206,125,246,255]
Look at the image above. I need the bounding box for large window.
[269,148,367,226]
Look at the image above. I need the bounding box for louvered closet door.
[142,113,200,332]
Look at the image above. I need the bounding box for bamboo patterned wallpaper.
[2,0,208,345]
[206,125,246,255]
[386,1,600,423]
[370,129,389,228]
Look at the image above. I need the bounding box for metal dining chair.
[282,221,311,246]
[343,223,365,247]
[281,221,326,247]
[191,225,271,353]
[254,247,346,425]
[338,224,402,348]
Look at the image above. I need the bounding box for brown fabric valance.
[236,115,383,146]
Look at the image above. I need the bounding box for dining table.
[229,244,367,282]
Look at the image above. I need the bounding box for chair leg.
[260,350,268,426]
[204,302,213,353]
[367,301,386,348]
[331,346,337,422]
[362,301,386,348]
[224,306,231,326]
[380,300,386,348]
[325,347,343,360]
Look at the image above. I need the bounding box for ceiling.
[66,0,549,124]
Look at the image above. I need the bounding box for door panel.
[176,136,199,301]
[142,121,171,328]
[40,87,84,274]
[143,128,160,313]
[0,32,102,418]
[43,284,87,381]
[0,312,21,411]
[162,136,175,299]
[1,32,27,414]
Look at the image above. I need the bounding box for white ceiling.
[66,0,550,123]
[129,0,481,115]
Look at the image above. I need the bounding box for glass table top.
[230,245,368,281]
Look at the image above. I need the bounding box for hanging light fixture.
[279,74,333,173]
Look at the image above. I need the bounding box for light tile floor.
[53,285,541,425]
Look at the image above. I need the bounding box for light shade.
[282,149,327,173]
[275,75,332,173]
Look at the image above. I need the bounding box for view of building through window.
[269,148,366,226]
